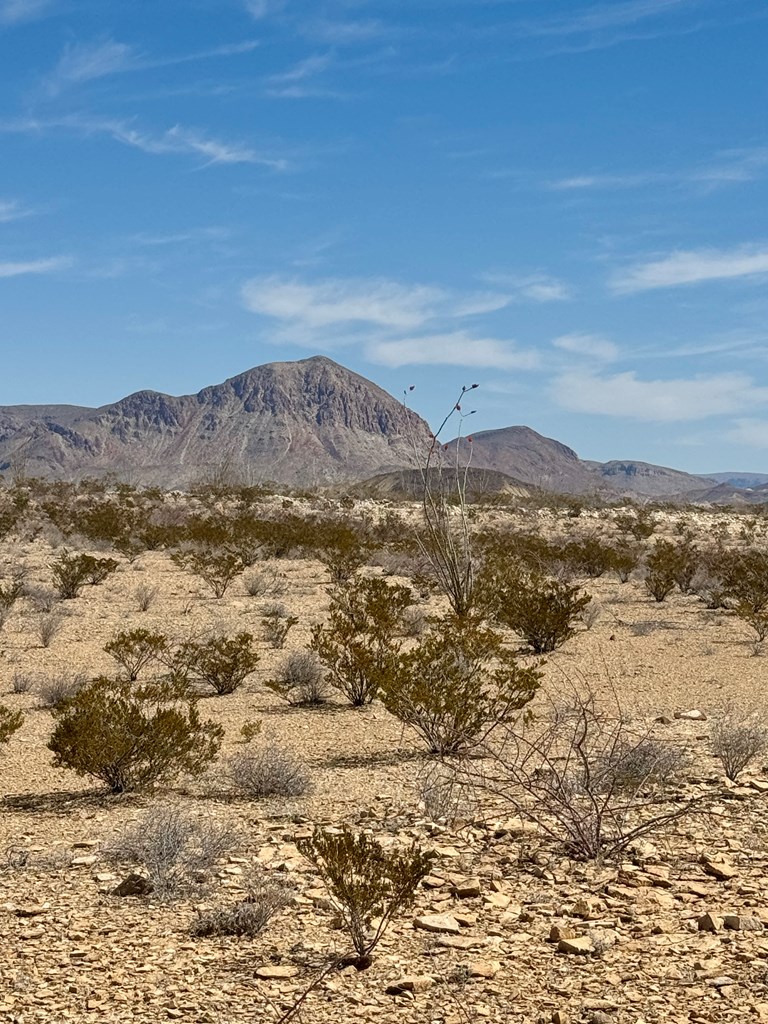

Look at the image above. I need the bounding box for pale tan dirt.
[1,500,768,1024]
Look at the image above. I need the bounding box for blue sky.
[1,0,768,472]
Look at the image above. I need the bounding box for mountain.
[444,426,711,498]
[705,472,768,489]
[0,356,430,488]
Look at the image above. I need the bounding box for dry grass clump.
[226,743,309,798]
[711,713,768,781]
[190,875,292,936]
[37,671,87,708]
[111,805,240,899]
[266,649,327,706]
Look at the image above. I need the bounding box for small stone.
[708,976,736,988]
[255,965,299,980]
[451,878,481,899]
[724,915,764,932]
[551,1012,569,1024]
[15,904,49,918]
[467,960,499,979]
[112,874,154,897]
[71,855,97,867]
[549,924,579,942]
[701,853,738,881]
[20,926,45,940]
[414,913,461,935]
[698,912,724,933]
[385,976,434,995]
[675,709,707,721]
[558,935,594,955]
[572,897,602,920]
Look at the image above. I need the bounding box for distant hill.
[0,356,430,488]
[705,472,768,489]
[444,426,711,498]
[348,467,533,502]
[0,356,754,500]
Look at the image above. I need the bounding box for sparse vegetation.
[711,713,768,781]
[226,743,309,798]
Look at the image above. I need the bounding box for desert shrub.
[182,633,260,695]
[50,550,118,598]
[297,827,433,964]
[135,583,158,612]
[400,605,427,637]
[310,576,412,706]
[610,542,641,583]
[191,876,291,936]
[261,614,298,650]
[614,508,657,540]
[48,676,222,793]
[669,539,700,594]
[37,611,66,648]
[170,547,246,599]
[711,714,768,781]
[380,615,541,755]
[244,566,286,598]
[719,548,768,614]
[562,536,616,579]
[643,540,679,603]
[26,585,59,613]
[37,671,86,708]
[0,569,25,610]
[415,761,477,825]
[111,805,239,899]
[484,567,592,654]
[733,604,768,651]
[227,743,309,798]
[266,649,327,706]
[11,671,34,694]
[474,689,698,861]
[0,704,23,744]
[105,629,168,681]
[261,600,288,619]
[313,521,377,583]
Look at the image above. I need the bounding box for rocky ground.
[1,499,768,1024]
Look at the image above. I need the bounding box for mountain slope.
[444,426,711,497]
[0,356,430,487]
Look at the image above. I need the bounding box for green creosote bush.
[104,628,169,681]
[48,676,223,794]
[50,550,119,599]
[170,547,246,599]
[613,508,657,541]
[296,827,434,966]
[0,569,26,611]
[310,575,412,706]
[380,615,541,755]
[313,521,378,583]
[261,614,298,650]
[643,540,680,603]
[0,704,23,744]
[180,632,260,695]
[483,566,592,654]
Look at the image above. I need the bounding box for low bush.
[643,540,679,603]
[183,633,260,695]
[111,805,240,899]
[711,713,768,781]
[37,671,87,709]
[37,611,66,648]
[310,576,412,706]
[266,649,327,705]
[105,629,168,681]
[380,615,541,755]
[297,827,433,964]
[484,566,592,653]
[0,569,25,611]
[135,584,158,612]
[190,875,291,937]
[261,614,298,650]
[50,550,119,599]
[0,704,23,744]
[170,547,246,599]
[227,743,309,798]
[48,676,223,793]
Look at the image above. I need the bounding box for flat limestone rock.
[414,913,461,935]
[255,965,299,980]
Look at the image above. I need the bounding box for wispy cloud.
[368,332,540,371]
[43,38,260,95]
[516,0,701,39]
[0,255,71,278]
[551,369,768,421]
[611,245,768,293]
[304,18,388,46]
[0,0,53,25]
[241,273,512,330]
[548,147,768,193]
[552,333,619,362]
[245,0,284,18]
[481,271,573,302]
[1,115,288,170]
[0,198,35,223]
